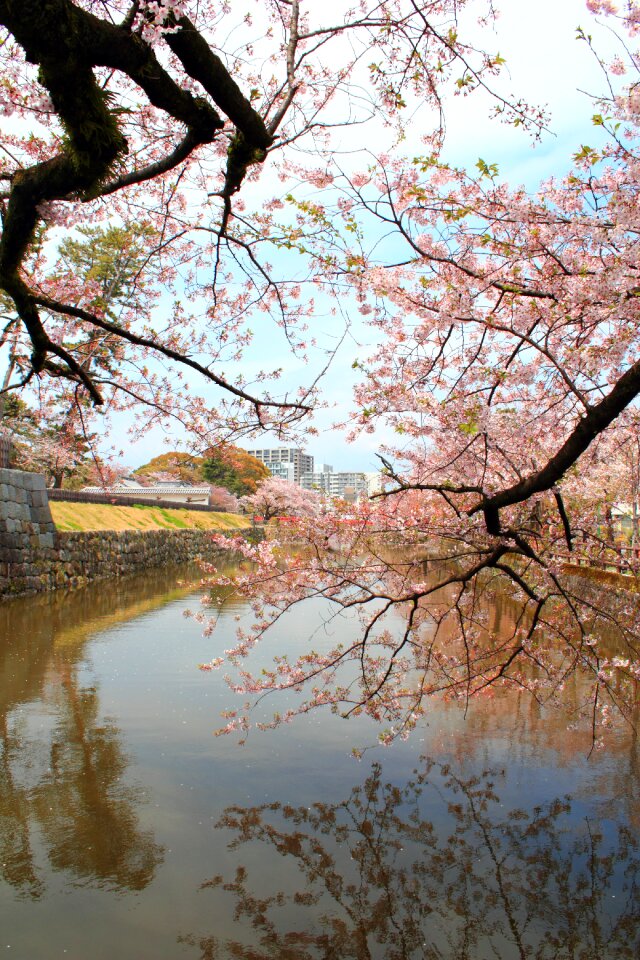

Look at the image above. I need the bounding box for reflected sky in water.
[0,562,638,959]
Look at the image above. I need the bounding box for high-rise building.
[365,472,385,498]
[245,446,313,484]
[299,462,331,494]
[300,468,368,502]
[266,460,295,483]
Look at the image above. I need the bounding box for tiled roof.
[82,485,211,495]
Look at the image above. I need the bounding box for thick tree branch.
[0,0,277,407]
[472,357,640,531]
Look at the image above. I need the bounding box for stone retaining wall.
[44,529,232,596]
[0,468,58,597]
[0,467,250,600]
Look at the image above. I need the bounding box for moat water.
[0,561,638,959]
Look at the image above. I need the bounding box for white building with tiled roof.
[82,478,211,506]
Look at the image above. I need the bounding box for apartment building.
[365,472,385,498]
[246,446,314,484]
[265,460,295,482]
[301,468,368,502]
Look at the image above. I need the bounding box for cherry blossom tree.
[3,2,640,745]
[555,412,640,562]
[197,3,640,747]
[240,476,321,522]
[0,0,523,443]
[206,485,240,514]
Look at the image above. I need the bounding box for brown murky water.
[0,562,638,959]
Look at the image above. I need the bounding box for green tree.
[56,223,156,318]
[202,451,247,496]
[202,446,269,496]
[2,223,155,485]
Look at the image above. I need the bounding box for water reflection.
[1,685,163,898]
[0,566,203,899]
[1,558,639,959]
[185,758,640,960]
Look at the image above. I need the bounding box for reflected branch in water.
[202,533,640,749]
[181,758,640,960]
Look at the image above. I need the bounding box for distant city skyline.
[243,445,382,499]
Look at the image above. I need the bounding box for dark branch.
[34,295,311,416]
[471,356,640,528]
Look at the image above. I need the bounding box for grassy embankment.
[50,501,250,532]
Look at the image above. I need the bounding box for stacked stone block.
[48,529,223,593]
[0,468,57,596]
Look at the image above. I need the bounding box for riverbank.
[50,500,249,532]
